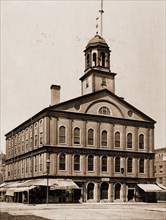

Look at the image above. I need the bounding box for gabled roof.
[5,89,155,137]
[49,89,156,123]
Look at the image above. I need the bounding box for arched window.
[86,54,90,67]
[59,126,66,144]
[99,106,110,115]
[115,132,120,148]
[59,153,66,170]
[100,182,109,200]
[127,158,132,173]
[74,127,80,144]
[101,130,107,146]
[102,156,107,172]
[92,52,97,66]
[88,129,94,145]
[127,133,132,148]
[139,134,144,149]
[101,52,105,67]
[74,154,80,171]
[87,183,94,200]
[115,157,120,172]
[139,158,144,173]
[88,155,94,171]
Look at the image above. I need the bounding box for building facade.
[0,153,5,184]
[4,34,159,203]
[154,148,166,186]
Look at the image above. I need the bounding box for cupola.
[84,34,110,73]
[80,34,116,96]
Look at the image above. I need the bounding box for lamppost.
[46,158,50,205]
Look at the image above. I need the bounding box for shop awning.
[156,183,166,191]
[6,186,36,196]
[137,184,164,192]
[6,188,15,196]
[50,179,79,190]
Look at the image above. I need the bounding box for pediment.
[50,89,155,123]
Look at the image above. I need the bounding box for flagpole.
[99,0,104,37]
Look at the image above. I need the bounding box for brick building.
[2,33,162,203]
[154,148,166,186]
[0,153,5,184]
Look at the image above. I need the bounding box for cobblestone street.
[0,202,165,220]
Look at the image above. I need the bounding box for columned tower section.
[80,34,116,95]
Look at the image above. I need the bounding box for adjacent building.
[0,153,5,184]
[154,147,166,201]
[154,148,166,186]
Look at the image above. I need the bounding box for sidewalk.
[0,202,165,220]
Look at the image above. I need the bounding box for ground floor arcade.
[1,178,165,204]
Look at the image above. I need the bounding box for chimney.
[50,85,61,105]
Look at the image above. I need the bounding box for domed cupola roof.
[86,34,108,48]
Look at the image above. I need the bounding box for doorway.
[115,183,121,200]
[128,189,134,201]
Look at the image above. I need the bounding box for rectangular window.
[139,159,144,173]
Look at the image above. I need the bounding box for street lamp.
[46,158,50,205]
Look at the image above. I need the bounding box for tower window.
[86,78,89,88]
[92,52,97,66]
[101,77,107,86]
[101,52,105,67]
[86,54,90,67]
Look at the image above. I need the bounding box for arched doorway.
[115,183,121,200]
[87,183,94,200]
[100,182,109,200]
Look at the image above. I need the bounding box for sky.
[1,0,165,153]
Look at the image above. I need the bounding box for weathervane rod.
[99,0,104,37]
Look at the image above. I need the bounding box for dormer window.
[99,106,110,115]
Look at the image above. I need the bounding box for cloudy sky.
[1,0,165,152]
